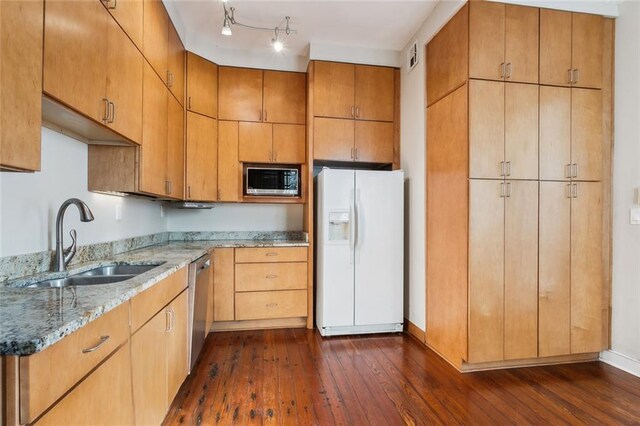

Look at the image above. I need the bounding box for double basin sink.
[26,264,162,288]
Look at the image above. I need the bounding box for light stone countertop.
[0,239,308,356]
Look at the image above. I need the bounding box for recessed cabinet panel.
[44,0,108,123]
[469,1,505,81]
[540,86,571,181]
[313,118,354,162]
[186,112,218,202]
[263,71,306,124]
[238,122,272,163]
[273,124,306,164]
[354,65,394,122]
[313,61,355,119]
[469,80,504,179]
[218,67,263,122]
[505,83,538,180]
[468,179,504,363]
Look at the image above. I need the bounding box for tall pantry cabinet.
[425,1,612,371]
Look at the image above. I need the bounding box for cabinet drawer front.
[235,247,308,263]
[19,302,130,423]
[130,267,188,332]
[235,290,307,321]
[236,263,307,292]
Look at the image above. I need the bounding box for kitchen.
[0,1,640,424]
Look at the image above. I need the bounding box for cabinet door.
[572,88,602,181]
[469,80,504,179]
[504,181,538,360]
[143,0,168,83]
[505,83,538,180]
[313,118,354,162]
[238,122,272,163]
[217,121,240,202]
[263,71,306,124]
[186,112,218,201]
[140,63,168,196]
[167,290,189,405]
[218,67,263,122]
[213,248,235,321]
[539,181,571,357]
[167,23,185,106]
[0,0,43,171]
[468,179,504,363]
[571,182,603,354]
[469,1,505,81]
[354,65,394,122]
[354,121,394,164]
[167,93,185,199]
[572,13,603,89]
[131,310,168,426]
[313,61,355,119]
[273,124,305,164]
[540,9,572,87]
[43,0,108,123]
[36,343,134,426]
[540,86,571,181]
[187,52,218,118]
[106,13,143,144]
[104,0,143,50]
[504,5,538,84]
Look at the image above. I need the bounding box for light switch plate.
[115,204,122,221]
[630,207,640,225]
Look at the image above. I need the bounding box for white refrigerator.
[316,168,404,336]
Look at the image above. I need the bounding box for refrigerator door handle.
[349,190,356,264]
[354,188,360,261]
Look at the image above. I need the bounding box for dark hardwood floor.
[163,329,640,425]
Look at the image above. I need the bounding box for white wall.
[167,204,303,232]
[399,0,465,331]
[0,128,167,257]
[605,0,640,373]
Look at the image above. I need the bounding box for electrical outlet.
[630,207,640,225]
[160,205,164,218]
[115,204,122,221]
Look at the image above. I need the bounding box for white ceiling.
[166,0,438,58]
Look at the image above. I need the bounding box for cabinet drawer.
[19,302,130,423]
[236,262,307,292]
[235,247,308,263]
[130,267,188,332]
[235,290,307,320]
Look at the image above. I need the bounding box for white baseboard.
[600,350,640,378]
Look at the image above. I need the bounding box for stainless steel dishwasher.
[188,253,211,371]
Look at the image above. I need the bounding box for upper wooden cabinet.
[103,0,143,50]
[540,9,603,89]
[167,93,185,199]
[187,52,218,118]
[186,112,218,202]
[314,61,395,122]
[238,122,306,164]
[44,0,143,144]
[217,121,240,202]
[313,118,393,164]
[0,0,43,172]
[218,67,306,124]
[218,67,263,122]
[469,80,538,180]
[263,71,306,124]
[143,0,168,81]
[469,2,539,83]
[167,22,185,106]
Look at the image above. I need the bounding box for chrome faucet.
[54,198,95,272]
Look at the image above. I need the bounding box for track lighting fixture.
[220,3,295,52]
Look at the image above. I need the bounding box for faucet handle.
[63,229,77,266]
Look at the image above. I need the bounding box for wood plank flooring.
[163,329,640,425]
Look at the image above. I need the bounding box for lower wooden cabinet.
[35,343,134,426]
[166,291,190,404]
[211,247,309,329]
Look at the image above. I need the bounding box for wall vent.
[407,40,419,71]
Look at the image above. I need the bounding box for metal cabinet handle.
[505,182,511,197]
[350,148,355,159]
[355,106,360,118]
[266,303,278,308]
[265,252,278,257]
[188,96,192,110]
[266,274,278,279]
[565,164,572,179]
[165,308,174,332]
[572,163,578,178]
[500,63,506,79]
[82,336,110,353]
[572,183,578,198]
[500,161,505,177]
[565,183,572,198]
[273,151,277,162]
[259,110,263,121]
[217,189,221,201]
[108,101,115,123]
[506,63,512,79]
[500,182,505,198]
[187,186,191,199]
[355,148,358,160]
[102,98,110,123]
[264,110,268,121]
[505,161,511,177]
[573,69,580,85]
[568,69,574,84]
[351,106,355,118]
[165,180,171,195]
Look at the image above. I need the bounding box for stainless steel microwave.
[245,166,300,196]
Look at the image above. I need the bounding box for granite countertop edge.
[0,239,308,356]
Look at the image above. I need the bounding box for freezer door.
[316,168,356,328]
[354,170,404,326]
